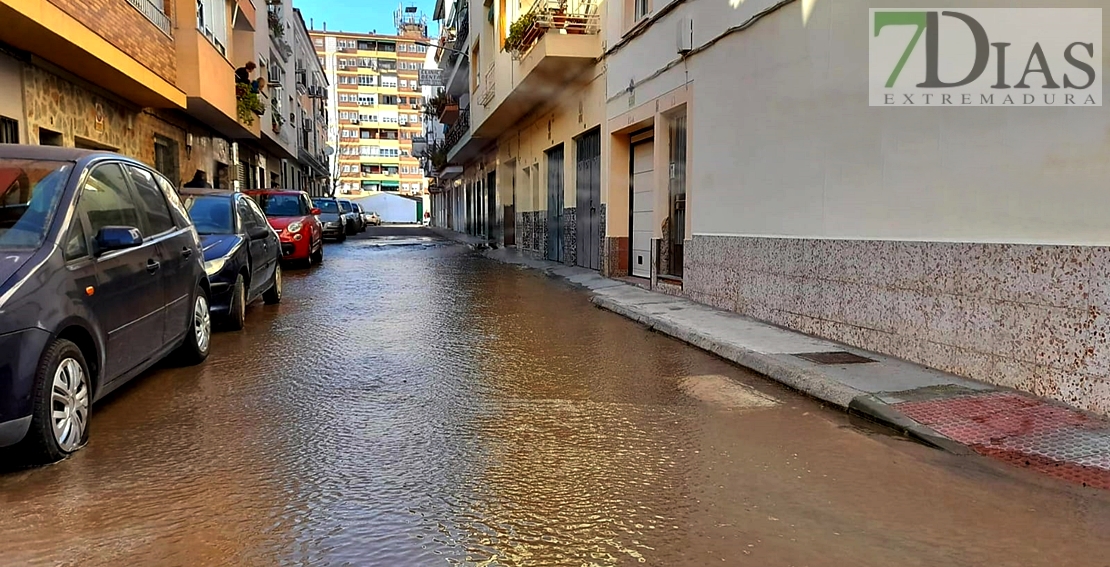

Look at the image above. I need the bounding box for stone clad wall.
[22,65,228,187]
[685,235,1110,416]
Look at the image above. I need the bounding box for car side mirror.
[310,207,321,215]
[95,226,143,255]
[249,226,272,240]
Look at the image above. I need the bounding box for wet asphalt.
[2,225,1110,567]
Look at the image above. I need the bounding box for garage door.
[630,139,654,278]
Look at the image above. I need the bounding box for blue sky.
[296,0,441,37]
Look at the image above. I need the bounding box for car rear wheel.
[226,274,246,330]
[21,339,91,464]
[175,285,211,365]
[263,264,282,304]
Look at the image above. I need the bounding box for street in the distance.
[3,227,1110,567]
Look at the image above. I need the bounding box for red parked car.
[243,189,323,266]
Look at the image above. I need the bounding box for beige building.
[430,0,606,268]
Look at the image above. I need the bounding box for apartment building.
[291,8,330,196]
[0,0,328,192]
[311,14,431,196]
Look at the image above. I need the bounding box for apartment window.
[0,116,18,144]
[634,0,649,20]
[314,38,323,47]
[197,0,229,53]
[359,75,375,86]
[471,43,481,90]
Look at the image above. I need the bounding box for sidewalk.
[433,228,1110,490]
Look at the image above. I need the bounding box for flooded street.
[3,227,1110,567]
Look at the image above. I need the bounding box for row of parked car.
[0,145,377,465]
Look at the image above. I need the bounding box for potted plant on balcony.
[504,10,538,53]
[236,83,265,125]
[421,139,449,173]
[424,88,448,120]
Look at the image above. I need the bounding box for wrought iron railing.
[125,0,172,37]
[446,2,470,67]
[444,106,470,151]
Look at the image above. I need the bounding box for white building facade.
[604,0,1110,415]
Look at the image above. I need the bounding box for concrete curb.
[590,295,864,409]
[848,395,974,456]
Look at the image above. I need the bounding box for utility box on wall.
[676,17,693,54]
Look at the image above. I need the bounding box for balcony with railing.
[504,0,600,59]
[125,0,173,36]
[445,2,470,68]
[472,0,600,139]
[444,106,470,151]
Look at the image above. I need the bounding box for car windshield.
[183,195,233,235]
[338,201,352,213]
[0,159,72,249]
[313,199,339,214]
[254,193,305,217]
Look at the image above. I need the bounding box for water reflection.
[2,240,1110,567]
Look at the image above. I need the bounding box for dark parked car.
[312,198,346,242]
[338,199,361,235]
[183,189,282,330]
[350,202,367,233]
[243,189,323,267]
[0,146,210,464]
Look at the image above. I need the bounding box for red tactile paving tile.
[977,447,1110,490]
[894,391,1110,490]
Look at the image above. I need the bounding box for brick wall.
[48,0,177,84]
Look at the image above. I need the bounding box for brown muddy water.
[2,228,1109,567]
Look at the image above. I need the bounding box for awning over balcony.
[474,30,599,140]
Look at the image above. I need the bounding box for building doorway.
[575,129,601,270]
[486,169,497,242]
[504,163,516,247]
[629,132,654,279]
[546,144,565,263]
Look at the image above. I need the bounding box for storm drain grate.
[793,351,876,365]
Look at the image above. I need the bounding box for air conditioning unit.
[303,119,312,130]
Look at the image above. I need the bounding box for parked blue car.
[181,188,282,330]
[0,145,210,464]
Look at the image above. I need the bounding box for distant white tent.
[356,193,422,223]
